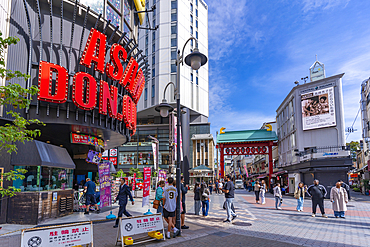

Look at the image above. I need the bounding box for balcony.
[295,145,350,162]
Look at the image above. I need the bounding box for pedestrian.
[193,183,201,215]
[209,181,213,195]
[294,182,307,212]
[199,183,210,217]
[260,180,267,204]
[162,177,180,239]
[155,180,165,214]
[248,181,252,192]
[113,178,134,228]
[339,180,351,201]
[218,181,223,194]
[251,180,256,191]
[273,183,282,210]
[254,181,261,204]
[215,180,219,194]
[222,175,237,223]
[84,178,100,215]
[180,176,189,229]
[330,181,348,218]
[307,179,328,218]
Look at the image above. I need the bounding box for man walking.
[113,178,134,228]
[180,176,189,229]
[339,180,351,201]
[222,175,237,223]
[307,179,328,218]
[84,178,99,215]
[163,177,180,239]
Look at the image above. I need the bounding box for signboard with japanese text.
[110,149,118,157]
[98,162,111,208]
[301,86,336,130]
[120,214,164,236]
[133,173,136,190]
[109,157,118,166]
[71,133,104,148]
[142,167,151,207]
[21,222,93,247]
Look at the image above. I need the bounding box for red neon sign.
[37,28,144,135]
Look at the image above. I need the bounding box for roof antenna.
[315,54,318,61]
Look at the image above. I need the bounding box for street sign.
[110,149,118,157]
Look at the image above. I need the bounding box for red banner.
[132,173,136,190]
[142,167,151,207]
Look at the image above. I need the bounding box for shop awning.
[189,165,212,171]
[272,171,287,177]
[257,174,268,179]
[11,140,75,169]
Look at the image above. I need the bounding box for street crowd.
[83,175,352,239]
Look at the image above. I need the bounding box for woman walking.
[330,181,348,218]
[260,180,267,204]
[199,183,210,217]
[254,181,261,203]
[294,182,307,212]
[155,180,165,214]
[273,183,282,210]
[193,183,201,215]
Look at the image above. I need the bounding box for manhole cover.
[211,231,231,237]
[232,222,252,226]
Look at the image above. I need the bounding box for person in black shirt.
[180,176,189,229]
[113,178,134,228]
[222,175,237,223]
[307,179,328,218]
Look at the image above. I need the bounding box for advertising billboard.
[301,86,336,130]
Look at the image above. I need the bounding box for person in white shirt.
[218,182,223,194]
[273,183,282,210]
[162,177,179,239]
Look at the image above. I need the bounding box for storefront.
[0,0,148,224]
[189,165,213,185]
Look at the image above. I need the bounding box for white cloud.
[302,0,350,13]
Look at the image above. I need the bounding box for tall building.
[276,63,352,192]
[117,0,210,181]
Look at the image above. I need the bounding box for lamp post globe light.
[155,37,207,233]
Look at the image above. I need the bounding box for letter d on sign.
[38,61,68,103]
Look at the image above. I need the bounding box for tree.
[347,141,360,162]
[113,169,127,178]
[0,32,44,197]
[129,167,143,178]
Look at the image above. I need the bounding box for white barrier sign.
[21,222,93,247]
[120,214,164,236]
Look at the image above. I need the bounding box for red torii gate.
[216,129,278,182]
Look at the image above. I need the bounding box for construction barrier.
[21,221,93,247]
[115,214,165,246]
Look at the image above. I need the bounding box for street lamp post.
[155,37,207,232]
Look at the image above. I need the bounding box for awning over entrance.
[217,129,278,143]
[257,174,268,179]
[11,140,75,169]
[190,165,212,172]
[272,171,287,177]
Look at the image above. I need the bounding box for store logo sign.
[37,28,144,135]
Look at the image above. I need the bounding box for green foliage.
[129,167,143,178]
[0,32,45,154]
[353,187,360,192]
[113,169,127,178]
[0,168,27,198]
[346,141,360,162]
[362,179,370,190]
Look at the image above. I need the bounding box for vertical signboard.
[301,86,336,130]
[142,167,151,207]
[173,117,183,161]
[243,165,249,178]
[152,142,157,170]
[98,162,111,208]
[132,173,136,190]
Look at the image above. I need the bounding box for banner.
[244,165,249,178]
[120,214,163,236]
[21,222,93,247]
[71,133,104,148]
[86,150,102,164]
[301,86,336,130]
[133,173,136,190]
[142,167,151,207]
[152,143,157,170]
[158,170,166,181]
[109,157,117,166]
[173,117,183,161]
[98,162,111,208]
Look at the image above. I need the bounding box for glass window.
[171,0,177,9]
[196,9,198,17]
[108,0,121,10]
[152,55,155,65]
[153,19,156,27]
[171,51,177,60]
[190,26,193,35]
[152,43,155,52]
[196,20,198,28]
[171,38,177,47]
[152,84,155,98]
[191,73,193,82]
[152,68,155,77]
[106,5,120,27]
[171,64,177,73]
[152,31,155,41]
[196,77,198,85]
[145,48,148,56]
[196,0,198,6]
[190,3,193,12]
[190,14,193,23]
[196,31,198,39]
[197,142,200,152]
[13,166,73,191]
[190,39,193,46]
[144,88,147,100]
[80,0,103,14]
[171,13,177,22]
[205,141,208,152]
[171,25,177,34]
[145,36,148,45]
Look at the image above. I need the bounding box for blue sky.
[207,0,370,143]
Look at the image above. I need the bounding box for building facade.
[276,72,352,192]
